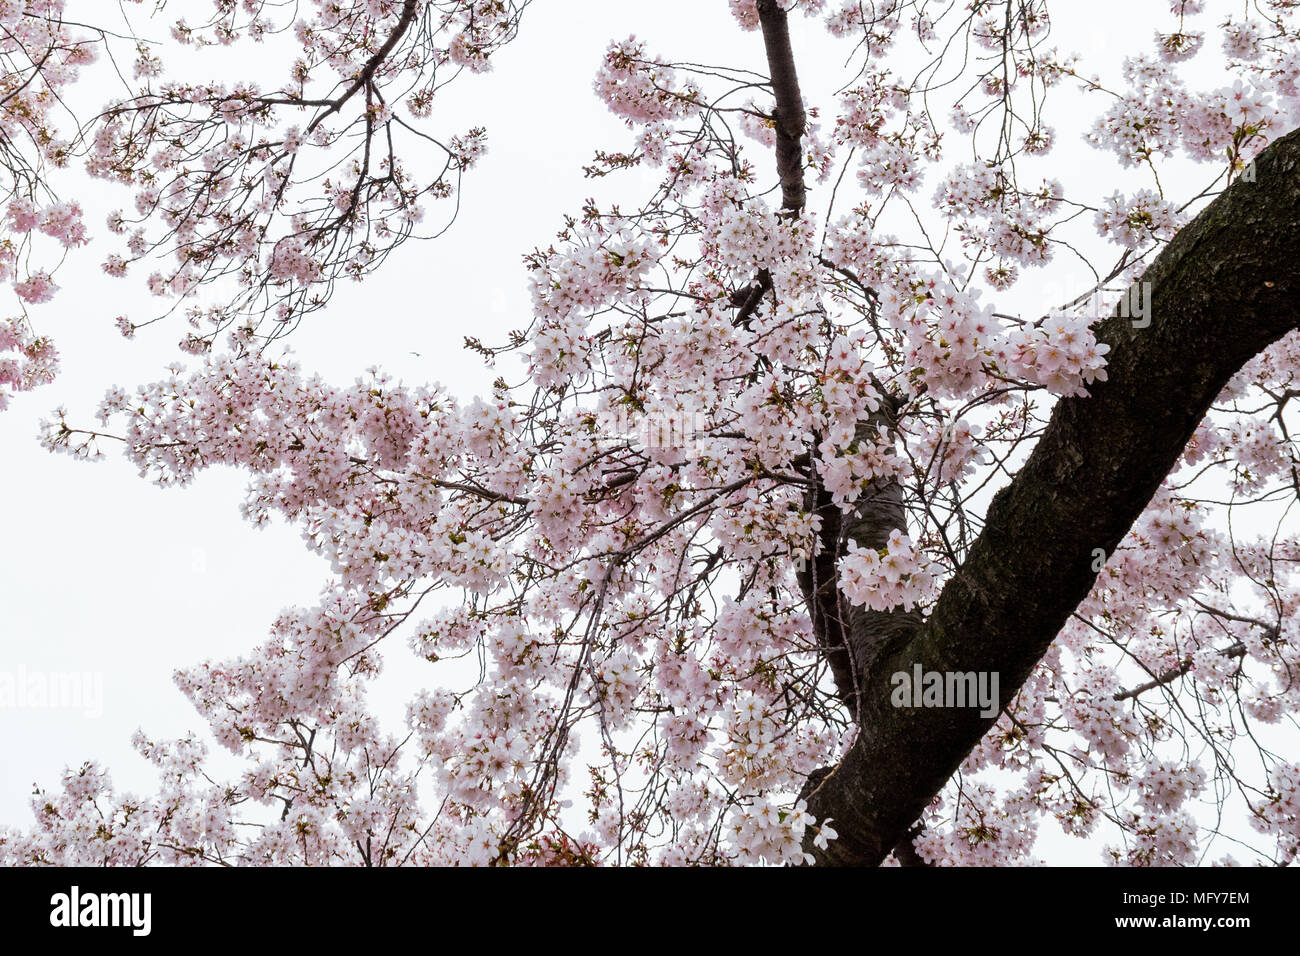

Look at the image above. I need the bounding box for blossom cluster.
[837,530,934,612]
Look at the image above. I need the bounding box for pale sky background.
[0,0,1254,862]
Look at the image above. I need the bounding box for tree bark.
[802,126,1300,865]
[797,416,923,720]
[757,0,807,215]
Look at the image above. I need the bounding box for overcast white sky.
[0,0,1237,862]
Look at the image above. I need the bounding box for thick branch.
[798,417,922,718]
[890,824,931,867]
[731,2,809,328]
[757,0,807,214]
[802,126,1300,865]
[730,268,772,329]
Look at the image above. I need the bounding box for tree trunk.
[801,125,1300,864]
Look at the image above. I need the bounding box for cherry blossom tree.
[5,0,1300,866]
